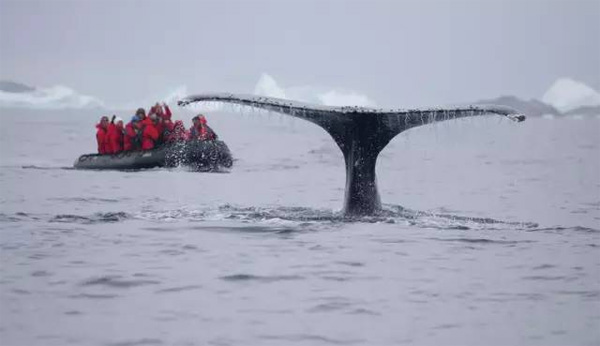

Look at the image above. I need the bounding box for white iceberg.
[254,73,375,107]
[542,78,600,113]
[0,83,105,109]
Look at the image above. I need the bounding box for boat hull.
[74,140,233,171]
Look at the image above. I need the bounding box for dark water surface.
[1,109,599,345]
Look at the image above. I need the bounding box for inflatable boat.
[73,140,233,171]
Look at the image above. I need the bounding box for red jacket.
[189,124,217,141]
[151,105,172,121]
[106,123,124,154]
[141,117,154,127]
[124,123,139,151]
[96,124,109,154]
[141,123,159,150]
[155,120,166,142]
[163,105,172,120]
[166,121,188,142]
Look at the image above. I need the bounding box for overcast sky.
[1,0,598,108]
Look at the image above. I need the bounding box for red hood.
[174,122,185,132]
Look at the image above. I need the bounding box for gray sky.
[1,0,598,108]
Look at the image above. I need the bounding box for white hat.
[115,117,123,123]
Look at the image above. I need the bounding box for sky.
[1,0,598,108]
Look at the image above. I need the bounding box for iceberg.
[0,82,104,109]
[254,73,375,107]
[542,78,600,113]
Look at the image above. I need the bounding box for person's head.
[154,102,163,115]
[193,114,207,126]
[99,116,109,128]
[174,120,184,131]
[135,108,146,119]
[115,117,124,128]
[149,113,159,123]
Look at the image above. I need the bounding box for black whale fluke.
[178,93,525,216]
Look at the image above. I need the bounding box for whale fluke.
[179,93,525,216]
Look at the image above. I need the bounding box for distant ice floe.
[254,73,376,107]
[542,78,600,113]
[0,83,105,109]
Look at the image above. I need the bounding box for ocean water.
[0,108,598,346]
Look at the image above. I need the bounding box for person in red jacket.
[135,108,147,122]
[96,116,110,154]
[147,103,172,146]
[159,117,174,143]
[165,120,189,142]
[124,116,141,151]
[149,102,172,120]
[154,115,167,145]
[140,113,160,150]
[158,102,172,120]
[189,114,218,141]
[106,117,124,154]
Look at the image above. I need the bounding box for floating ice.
[542,78,600,113]
[0,84,104,109]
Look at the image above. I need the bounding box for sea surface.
[0,108,599,346]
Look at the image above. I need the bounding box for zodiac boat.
[73,140,233,171]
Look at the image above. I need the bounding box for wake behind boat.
[73,139,233,171]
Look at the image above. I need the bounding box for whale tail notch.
[179,93,525,216]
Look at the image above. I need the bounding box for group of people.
[95,103,218,155]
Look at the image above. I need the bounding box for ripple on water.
[335,261,365,267]
[51,212,130,224]
[220,274,304,283]
[80,275,160,288]
[521,275,571,282]
[69,293,120,300]
[259,334,365,345]
[307,298,354,313]
[430,237,535,245]
[47,197,126,204]
[64,310,83,315]
[528,226,600,233]
[30,270,52,277]
[107,338,163,346]
[532,264,556,270]
[0,212,42,223]
[155,285,203,294]
[191,225,308,235]
[555,290,600,300]
[346,308,380,316]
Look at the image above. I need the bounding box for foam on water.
[0,203,545,232]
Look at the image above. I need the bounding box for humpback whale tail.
[178,93,525,216]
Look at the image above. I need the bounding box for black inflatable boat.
[74,140,233,171]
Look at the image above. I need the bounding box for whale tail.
[179,93,525,216]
